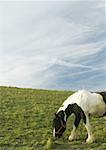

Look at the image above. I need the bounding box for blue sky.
[0,0,106,91]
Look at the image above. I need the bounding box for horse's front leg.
[69,114,81,141]
[84,114,95,144]
[68,125,77,141]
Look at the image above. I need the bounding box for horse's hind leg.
[103,105,106,118]
[103,112,106,116]
[84,114,95,144]
[69,114,81,141]
[102,110,106,120]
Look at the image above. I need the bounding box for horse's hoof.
[86,137,95,144]
[68,135,77,141]
[103,116,106,120]
[68,136,74,141]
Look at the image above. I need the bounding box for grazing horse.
[53,90,106,143]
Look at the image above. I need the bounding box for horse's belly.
[89,104,105,115]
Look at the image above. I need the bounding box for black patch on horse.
[97,92,106,116]
[65,103,86,127]
[98,92,106,104]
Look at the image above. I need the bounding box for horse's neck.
[65,104,74,119]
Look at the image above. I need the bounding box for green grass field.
[0,86,106,150]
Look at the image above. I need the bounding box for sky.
[0,0,106,91]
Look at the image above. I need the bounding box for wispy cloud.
[0,0,105,91]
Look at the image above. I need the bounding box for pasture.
[0,86,106,150]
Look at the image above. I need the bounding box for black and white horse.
[53,90,106,143]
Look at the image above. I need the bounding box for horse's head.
[53,111,66,138]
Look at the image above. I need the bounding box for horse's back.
[78,90,105,115]
[58,90,105,115]
[72,90,105,115]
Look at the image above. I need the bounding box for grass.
[0,86,106,150]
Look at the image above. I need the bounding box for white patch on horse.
[64,111,67,122]
[53,128,55,137]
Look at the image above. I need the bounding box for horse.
[53,90,106,144]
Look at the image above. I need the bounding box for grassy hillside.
[0,86,106,150]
